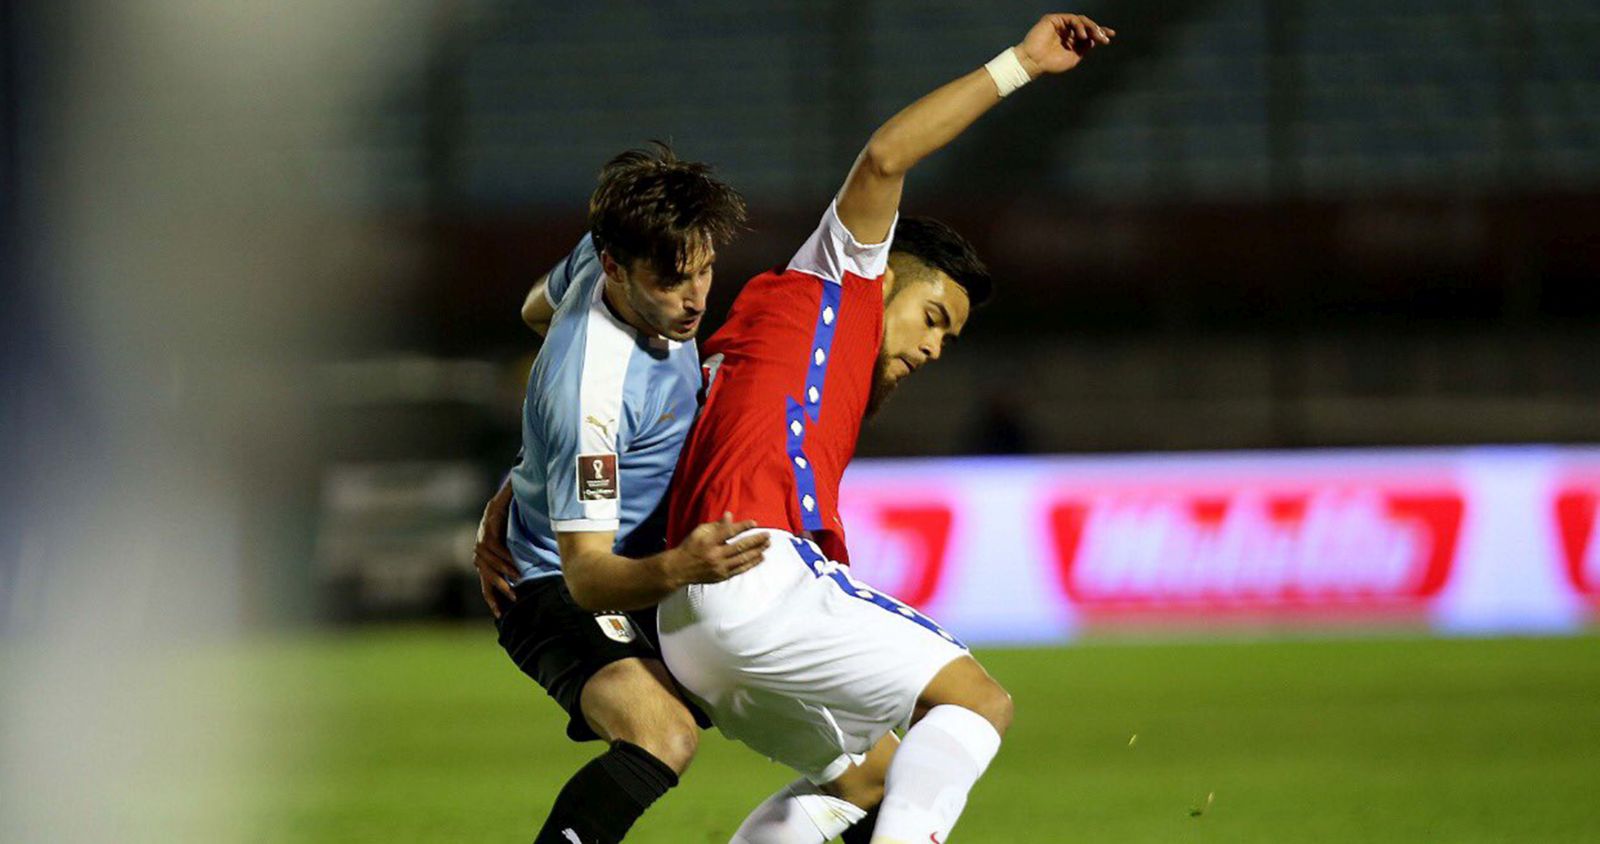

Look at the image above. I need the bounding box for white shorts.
[657,529,968,783]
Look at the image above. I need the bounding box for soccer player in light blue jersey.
[479,145,780,844]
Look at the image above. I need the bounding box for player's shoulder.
[556,237,605,302]
[541,232,604,312]
[570,235,605,286]
[531,296,637,403]
[785,200,894,286]
[560,232,601,275]
[739,265,812,295]
[716,268,824,334]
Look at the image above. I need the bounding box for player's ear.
[881,265,896,303]
[599,250,624,285]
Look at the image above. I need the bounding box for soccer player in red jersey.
[658,13,1114,844]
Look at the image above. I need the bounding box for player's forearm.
[837,49,1030,243]
[860,64,1013,180]
[562,547,680,611]
[838,16,1112,242]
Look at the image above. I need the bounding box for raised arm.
[834,13,1114,243]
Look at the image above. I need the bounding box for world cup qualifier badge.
[576,453,619,501]
[594,613,638,643]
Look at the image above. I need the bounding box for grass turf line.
[129,629,1600,842]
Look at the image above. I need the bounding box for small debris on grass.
[1127,733,1138,747]
[1188,791,1215,818]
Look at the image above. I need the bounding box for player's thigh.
[579,656,700,769]
[716,584,961,782]
[496,576,677,743]
[912,654,1014,737]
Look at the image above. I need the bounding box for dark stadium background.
[3,2,1597,841]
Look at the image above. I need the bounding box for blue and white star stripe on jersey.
[785,281,843,532]
[789,536,966,649]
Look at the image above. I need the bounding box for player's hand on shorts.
[1017,13,1114,77]
[668,512,769,587]
[473,480,520,618]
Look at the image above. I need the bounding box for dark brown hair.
[588,141,746,277]
[890,216,993,306]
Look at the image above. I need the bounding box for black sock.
[839,806,879,844]
[533,740,679,844]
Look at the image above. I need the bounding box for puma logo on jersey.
[585,414,615,441]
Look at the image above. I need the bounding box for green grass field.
[124,628,1600,842]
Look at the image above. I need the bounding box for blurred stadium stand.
[350,2,1599,206]
[314,358,505,618]
[330,0,1598,448]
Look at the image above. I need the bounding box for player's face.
[871,267,971,412]
[606,241,716,341]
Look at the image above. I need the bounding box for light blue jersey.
[507,235,701,583]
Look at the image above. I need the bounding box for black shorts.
[495,574,709,742]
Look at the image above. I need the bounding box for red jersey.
[667,203,893,563]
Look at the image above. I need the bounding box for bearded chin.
[865,354,899,419]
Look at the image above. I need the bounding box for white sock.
[730,778,867,844]
[870,706,1002,844]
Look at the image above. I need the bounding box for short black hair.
[588,141,747,276]
[889,216,992,306]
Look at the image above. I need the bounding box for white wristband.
[984,47,1032,98]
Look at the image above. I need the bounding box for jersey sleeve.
[544,234,599,307]
[538,363,625,534]
[786,200,898,285]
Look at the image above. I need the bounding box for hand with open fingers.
[667,512,770,588]
[1017,13,1115,77]
[473,481,520,618]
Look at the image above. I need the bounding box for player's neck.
[602,282,660,338]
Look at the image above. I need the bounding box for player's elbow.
[861,134,911,179]
[521,301,551,335]
[521,283,555,334]
[562,567,608,611]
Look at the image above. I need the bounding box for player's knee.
[582,665,701,774]
[619,701,699,774]
[917,656,1013,737]
[655,709,701,772]
[971,680,1014,738]
[986,686,1015,737]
